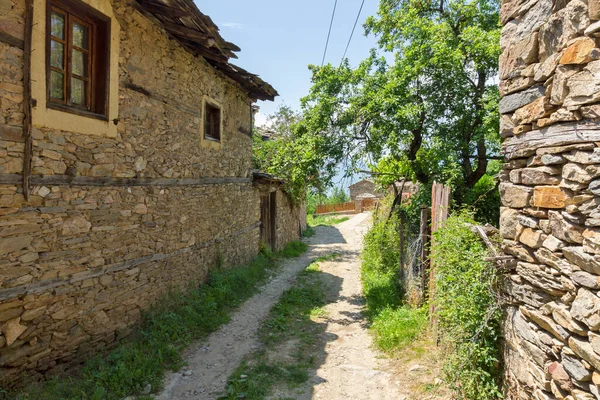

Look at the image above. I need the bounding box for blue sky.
[196,0,382,127]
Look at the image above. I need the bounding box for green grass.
[11,241,308,400]
[360,209,427,354]
[220,261,329,399]
[307,214,350,227]
[370,307,428,352]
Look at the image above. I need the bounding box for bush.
[361,198,427,353]
[432,211,502,400]
[361,206,402,315]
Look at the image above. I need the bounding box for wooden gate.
[260,192,277,250]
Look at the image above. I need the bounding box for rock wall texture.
[349,180,385,201]
[0,0,300,387]
[500,0,600,398]
[274,190,306,251]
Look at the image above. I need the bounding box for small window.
[204,102,221,141]
[47,0,110,118]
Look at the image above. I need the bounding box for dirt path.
[308,213,405,400]
[159,212,411,399]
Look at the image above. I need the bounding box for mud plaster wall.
[499,0,600,397]
[0,0,268,386]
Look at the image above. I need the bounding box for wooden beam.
[0,174,251,187]
[0,31,24,49]
[161,21,216,46]
[137,0,190,18]
[22,0,33,200]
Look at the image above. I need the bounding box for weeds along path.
[157,215,359,400]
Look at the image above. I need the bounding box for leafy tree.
[252,106,341,203]
[300,0,501,207]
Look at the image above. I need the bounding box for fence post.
[419,206,431,305]
[429,181,450,339]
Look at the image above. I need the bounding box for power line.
[321,0,339,67]
[340,0,366,67]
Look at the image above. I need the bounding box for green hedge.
[432,211,502,400]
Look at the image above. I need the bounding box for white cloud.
[222,22,244,29]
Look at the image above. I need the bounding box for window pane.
[51,12,65,39]
[50,40,64,69]
[71,77,86,105]
[72,22,89,49]
[50,71,64,100]
[71,49,87,77]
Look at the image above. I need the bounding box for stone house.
[499,0,600,398]
[348,179,385,201]
[0,0,302,386]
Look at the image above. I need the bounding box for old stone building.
[499,0,600,397]
[349,179,385,201]
[0,0,305,386]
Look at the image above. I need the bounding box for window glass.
[50,40,64,68]
[51,12,65,38]
[50,71,64,100]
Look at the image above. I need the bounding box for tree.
[300,0,501,206]
[252,106,341,203]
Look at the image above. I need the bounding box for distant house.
[349,179,386,201]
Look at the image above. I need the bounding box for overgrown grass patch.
[432,211,502,400]
[307,214,350,227]
[360,203,426,354]
[12,241,308,400]
[221,259,330,399]
[370,307,427,352]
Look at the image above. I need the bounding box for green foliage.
[432,211,502,400]
[300,0,501,199]
[279,240,309,258]
[14,244,308,400]
[221,262,327,399]
[370,307,427,352]
[252,105,340,203]
[360,198,427,353]
[307,214,350,227]
[361,202,402,315]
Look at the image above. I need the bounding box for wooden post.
[429,181,451,338]
[22,0,33,200]
[419,206,430,304]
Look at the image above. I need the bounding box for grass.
[370,307,428,352]
[10,241,308,400]
[307,214,350,227]
[220,255,336,399]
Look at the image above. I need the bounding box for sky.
[196,0,382,127]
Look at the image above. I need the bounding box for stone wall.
[349,180,384,201]
[500,0,600,397]
[274,190,306,251]
[0,0,268,386]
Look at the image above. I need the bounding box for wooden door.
[260,192,277,250]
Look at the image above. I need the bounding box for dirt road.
[158,212,408,399]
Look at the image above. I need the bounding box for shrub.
[432,210,502,400]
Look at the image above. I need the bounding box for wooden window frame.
[204,101,222,142]
[46,0,111,120]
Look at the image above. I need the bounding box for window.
[47,0,110,118]
[204,102,221,141]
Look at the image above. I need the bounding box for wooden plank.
[0,31,24,49]
[0,174,251,187]
[137,0,190,18]
[161,20,215,46]
[503,121,600,160]
[22,0,33,200]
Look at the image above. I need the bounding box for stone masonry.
[500,0,600,397]
[0,0,301,387]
